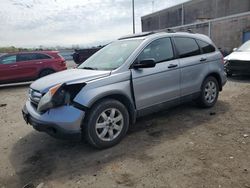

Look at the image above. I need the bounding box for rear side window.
[174,37,200,58]
[17,53,51,61]
[138,37,174,63]
[35,53,51,60]
[17,54,36,61]
[196,39,216,54]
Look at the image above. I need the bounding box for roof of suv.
[119,31,212,44]
[6,51,59,55]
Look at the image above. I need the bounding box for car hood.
[30,68,111,93]
[224,51,250,61]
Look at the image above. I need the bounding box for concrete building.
[141,0,250,51]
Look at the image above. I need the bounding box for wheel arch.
[39,68,55,77]
[203,72,222,91]
[84,93,137,127]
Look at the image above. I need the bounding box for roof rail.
[166,28,175,33]
[187,29,195,33]
[118,32,155,40]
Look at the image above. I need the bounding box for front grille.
[228,60,250,65]
[29,89,42,109]
[227,60,250,72]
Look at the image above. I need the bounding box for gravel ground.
[0,76,249,188]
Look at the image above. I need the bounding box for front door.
[131,37,180,110]
[0,54,19,83]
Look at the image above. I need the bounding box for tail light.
[58,59,66,66]
[221,57,225,64]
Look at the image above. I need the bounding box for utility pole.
[152,0,154,13]
[132,0,135,34]
[181,3,184,25]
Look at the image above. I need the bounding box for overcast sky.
[0,0,188,48]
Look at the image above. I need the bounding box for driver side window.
[0,55,17,64]
[137,37,174,63]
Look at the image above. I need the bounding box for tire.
[39,69,55,78]
[197,76,219,108]
[84,99,129,149]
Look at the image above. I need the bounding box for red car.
[0,51,67,84]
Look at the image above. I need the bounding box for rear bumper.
[222,71,227,86]
[22,101,85,140]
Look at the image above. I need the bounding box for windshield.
[237,40,250,51]
[78,39,142,70]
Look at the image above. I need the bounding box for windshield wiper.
[81,67,98,70]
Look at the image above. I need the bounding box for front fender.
[73,71,133,108]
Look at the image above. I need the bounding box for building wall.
[211,15,250,51]
[141,0,250,31]
[172,22,209,36]
[160,14,250,51]
[184,0,250,24]
[142,4,183,31]
[141,0,250,51]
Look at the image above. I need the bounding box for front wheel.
[197,76,219,108]
[84,99,129,149]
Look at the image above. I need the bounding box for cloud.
[0,0,189,47]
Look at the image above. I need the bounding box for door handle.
[35,62,43,64]
[200,57,207,62]
[10,65,18,67]
[168,64,178,68]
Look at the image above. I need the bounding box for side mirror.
[133,59,156,69]
[233,48,237,52]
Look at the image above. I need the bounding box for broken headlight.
[37,83,85,112]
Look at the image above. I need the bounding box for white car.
[224,40,250,76]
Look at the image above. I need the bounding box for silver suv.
[22,32,227,148]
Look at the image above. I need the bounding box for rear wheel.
[39,69,55,78]
[197,76,219,108]
[84,99,129,149]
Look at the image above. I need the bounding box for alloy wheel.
[95,108,124,142]
[204,81,217,104]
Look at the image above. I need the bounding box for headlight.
[37,84,67,112]
[37,83,85,113]
[224,60,229,66]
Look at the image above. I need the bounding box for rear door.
[131,37,180,110]
[34,53,55,69]
[173,37,206,97]
[16,53,44,79]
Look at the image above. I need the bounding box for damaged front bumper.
[22,101,85,141]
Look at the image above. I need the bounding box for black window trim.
[16,52,53,62]
[35,53,53,60]
[17,53,35,62]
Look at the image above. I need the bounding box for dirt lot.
[0,77,250,188]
